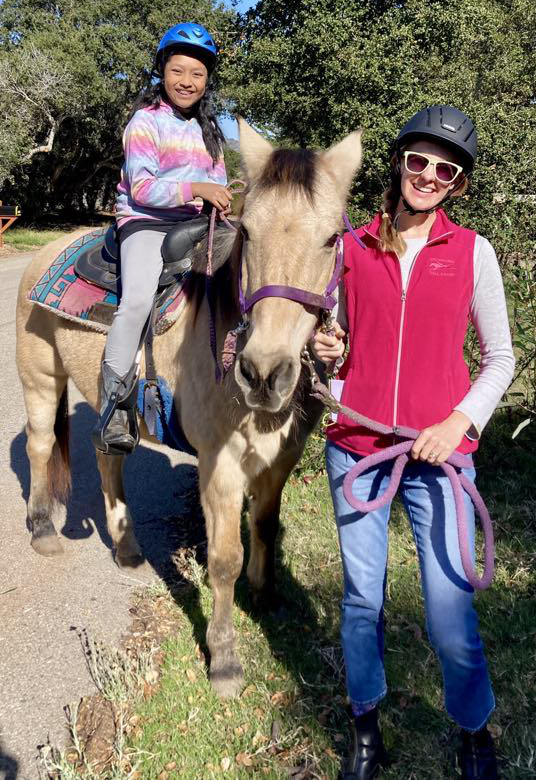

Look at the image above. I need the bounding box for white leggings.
[104,230,165,376]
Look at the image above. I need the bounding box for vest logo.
[429,257,455,277]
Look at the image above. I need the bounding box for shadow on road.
[9,400,201,576]
[0,734,19,780]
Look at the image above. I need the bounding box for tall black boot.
[92,362,139,455]
[459,727,499,779]
[343,708,387,779]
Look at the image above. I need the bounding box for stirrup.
[92,366,140,456]
[92,402,139,456]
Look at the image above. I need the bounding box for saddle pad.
[28,228,187,335]
[137,376,197,455]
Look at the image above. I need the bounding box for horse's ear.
[322,130,363,199]
[238,117,274,182]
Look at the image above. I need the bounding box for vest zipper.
[391,232,452,430]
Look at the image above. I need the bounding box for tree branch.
[22,116,58,161]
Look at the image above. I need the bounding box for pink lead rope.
[341,441,494,591]
[310,375,495,591]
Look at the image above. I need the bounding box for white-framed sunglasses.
[402,151,464,185]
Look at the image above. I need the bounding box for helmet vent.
[178,30,189,39]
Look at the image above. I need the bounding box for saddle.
[74,216,210,294]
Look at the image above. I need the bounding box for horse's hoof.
[210,663,245,698]
[31,534,63,557]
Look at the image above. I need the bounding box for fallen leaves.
[236,751,254,767]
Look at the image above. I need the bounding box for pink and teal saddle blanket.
[28,227,187,335]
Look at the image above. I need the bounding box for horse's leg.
[199,453,246,698]
[24,377,70,556]
[95,451,144,568]
[247,459,294,610]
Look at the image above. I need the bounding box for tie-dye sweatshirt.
[116,102,227,225]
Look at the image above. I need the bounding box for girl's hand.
[411,411,472,464]
[192,182,233,211]
[312,323,346,365]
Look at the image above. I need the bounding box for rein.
[303,358,495,591]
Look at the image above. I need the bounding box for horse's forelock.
[257,148,317,201]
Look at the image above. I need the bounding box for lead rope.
[302,349,495,590]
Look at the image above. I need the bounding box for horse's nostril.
[268,359,294,391]
[238,355,257,387]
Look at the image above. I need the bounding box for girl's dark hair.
[129,45,225,164]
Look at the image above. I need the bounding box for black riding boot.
[92,362,139,455]
[343,708,387,779]
[459,727,499,779]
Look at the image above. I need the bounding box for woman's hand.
[192,182,233,211]
[312,323,346,365]
[411,410,472,464]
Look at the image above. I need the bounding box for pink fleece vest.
[327,209,478,456]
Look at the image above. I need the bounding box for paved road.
[0,252,196,779]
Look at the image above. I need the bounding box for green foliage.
[504,260,536,415]
[228,0,536,255]
[0,0,238,217]
[227,0,536,414]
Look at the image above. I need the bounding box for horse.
[15,119,362,696]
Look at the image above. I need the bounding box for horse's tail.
[48,385,71,504]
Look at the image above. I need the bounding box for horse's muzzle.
[235,352,299,412]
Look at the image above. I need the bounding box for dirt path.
[0,252,197,779]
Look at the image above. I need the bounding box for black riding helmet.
[393,105,477,216]
[395,105,477,174]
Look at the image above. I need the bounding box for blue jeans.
[326,441,495,731]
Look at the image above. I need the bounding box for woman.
[92,22,232,454]
[313,105,514,779]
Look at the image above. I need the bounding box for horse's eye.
[324,233,338,248]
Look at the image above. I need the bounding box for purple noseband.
[239,233,344,315]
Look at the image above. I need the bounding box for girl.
[93,22,232,454]
[314,106,514,779]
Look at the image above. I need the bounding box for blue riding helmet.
[157,22,218,72]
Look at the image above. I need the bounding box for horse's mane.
[258,148,317,201]
[186,225,240,321]
[186,147,319,319]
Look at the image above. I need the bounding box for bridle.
[205,188,355,381]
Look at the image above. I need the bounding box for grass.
[17,216,530,775]
[3,220,110,252]
[3,226,75,251]
[109,410,536,779]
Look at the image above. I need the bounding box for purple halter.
[238,233,344,315]
[206,203,355,381]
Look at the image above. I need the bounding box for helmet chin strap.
[400,191,453,217]
[397,174,469,223]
